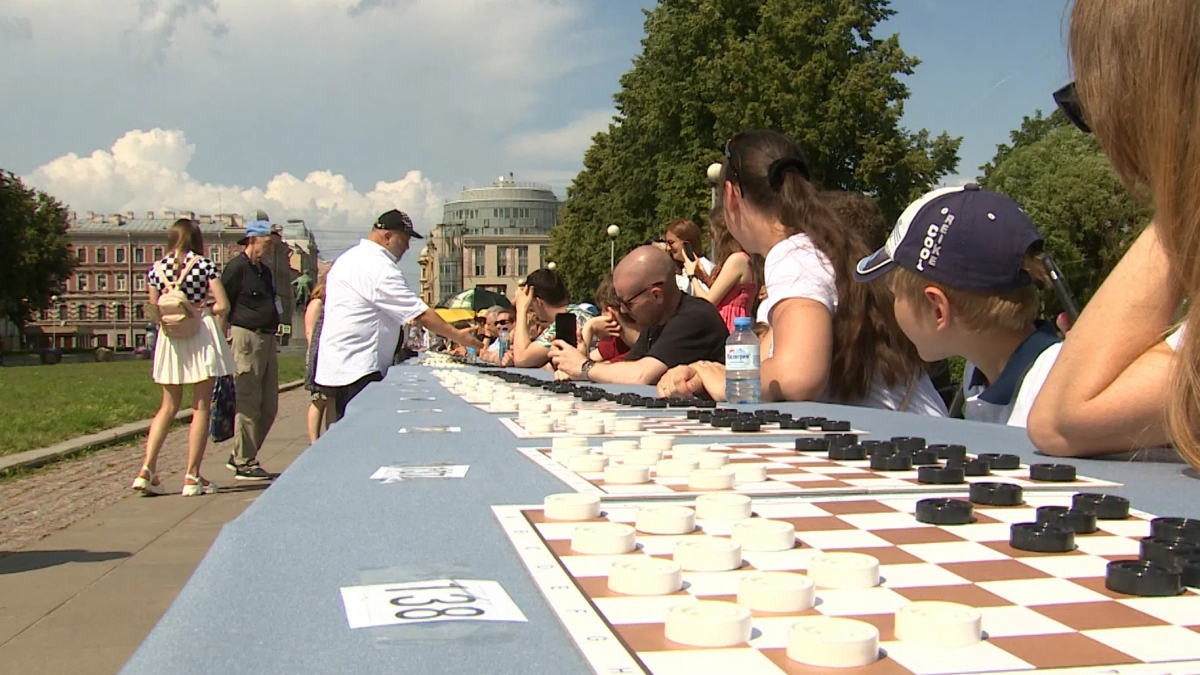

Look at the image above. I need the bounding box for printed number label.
[341,579,527,629]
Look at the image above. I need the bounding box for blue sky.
[1,0,1075,267]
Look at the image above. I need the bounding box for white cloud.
[507,109,615,163]
[937,174,978,188]
[24,129,446,257]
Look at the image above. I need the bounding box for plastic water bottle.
[725,316,760,404]
[498,327,510,362]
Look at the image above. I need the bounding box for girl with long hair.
[304,276,338,443]
[685,206,756,332]
[132,219,235,496]
[659,130,945,415]
[663,218,716,292]
[1028,0,1200,460]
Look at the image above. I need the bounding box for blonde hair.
[889,254,1048,333]
[1070,0,1200,466]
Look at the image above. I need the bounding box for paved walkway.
[0,388,312,675]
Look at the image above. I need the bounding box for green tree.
[978,112,1151,315]
[552,0,961,298]
[0,171,76,336]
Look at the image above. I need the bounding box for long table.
[120,363,1200,675]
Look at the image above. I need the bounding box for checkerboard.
[516,443,1119,500]
[500,416,863,439]
[465,397,625,413]
[493,493,1200,675]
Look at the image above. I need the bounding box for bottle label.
[725,344,760,371]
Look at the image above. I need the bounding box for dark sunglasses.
[494,319,512,326]
[1053,81,1091,134]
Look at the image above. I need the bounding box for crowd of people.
[132,0,1200,493]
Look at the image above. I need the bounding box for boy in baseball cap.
[854,184,1059,427]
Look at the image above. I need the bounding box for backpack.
[151,256,203,339]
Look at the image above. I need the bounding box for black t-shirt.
[626,294,729,368]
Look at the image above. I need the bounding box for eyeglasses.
[1053,81,1091,134]
[617,281,664,312]
[494,319,512,327]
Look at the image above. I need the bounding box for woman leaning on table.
[658,130,945,415]
[131,218,235,496]
[1028,0,1200,463]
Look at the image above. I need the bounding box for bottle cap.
[733,317,752,329]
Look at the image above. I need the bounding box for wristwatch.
[581,359,596,381]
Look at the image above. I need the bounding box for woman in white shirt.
[658,130,945,415]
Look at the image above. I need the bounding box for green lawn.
[0,357,304,457]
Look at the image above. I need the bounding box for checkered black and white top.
[147,252,219,305]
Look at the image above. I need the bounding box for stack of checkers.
[518,435,1117,499]
[494,492,1200,675]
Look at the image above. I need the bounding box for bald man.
[550,246,729,385]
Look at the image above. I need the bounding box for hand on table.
[553,369,572,382]
[657,361,726,400]
[549,339,586,379]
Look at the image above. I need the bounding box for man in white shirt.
[317,210,482,417]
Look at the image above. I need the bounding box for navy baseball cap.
[374,209,423,239]
[854,184,1043,292]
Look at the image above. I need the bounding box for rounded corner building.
[418,176,561,306]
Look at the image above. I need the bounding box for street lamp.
[706,162,723,208]
[547,262,557,271]
[607,224,620,271]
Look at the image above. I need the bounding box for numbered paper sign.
[340,579,527,629]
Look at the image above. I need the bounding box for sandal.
[181,474,217,497]
[131,466,166,496]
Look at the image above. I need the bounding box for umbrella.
[435,286,513,312]
[434,308,477,323]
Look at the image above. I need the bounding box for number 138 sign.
[340,579,527,629]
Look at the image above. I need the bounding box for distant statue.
[293,273,312,308]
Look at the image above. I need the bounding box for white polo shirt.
[316,239,428,387]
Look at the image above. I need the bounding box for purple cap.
[854,184,1043,292]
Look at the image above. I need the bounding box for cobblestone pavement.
[0,389,308,553]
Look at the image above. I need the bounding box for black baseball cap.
[854,184,1042,293]
[374,209,423,239]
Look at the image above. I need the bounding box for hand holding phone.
[682,241,697,262]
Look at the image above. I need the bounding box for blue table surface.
[120,363,1200,675]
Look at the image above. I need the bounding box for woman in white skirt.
[131,218,235,496]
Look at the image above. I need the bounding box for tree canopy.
[551,0,961,299]
[977,110,1152,316]
[0,171,76,330]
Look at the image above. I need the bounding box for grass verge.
[0,357,304,457]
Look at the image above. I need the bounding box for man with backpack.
[221,219,279,481]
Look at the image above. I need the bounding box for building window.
[116,304,126,320]
[135,333,146,347]
[97,274,108,291]
[517,247,528,276]
[135,275,146,291]
[96,247,107,263]
[209,246,221,263]
[116,247,126,264]
[472,246,486,276]
[540,246,549,269]
[76,248,87,263]
[96,304,106,320]
[496,246,510,277]
[134,247,145,264]
[39,309,49,321]
[153,246,164,259]
[58,305,67,321]
[116,273,127,291]
[77,305,87,321]
[77,273,88,291]
[135,305,145,320]
[117,334,127,348]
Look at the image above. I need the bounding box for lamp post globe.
[547,262,557,271]
[606,224,620,238]
[706,162,724,184]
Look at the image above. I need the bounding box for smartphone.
[682,241,697,262]
[555,312,578,348]
[1039,252,1082,322]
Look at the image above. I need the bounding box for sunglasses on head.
[1053,81,1092,134]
